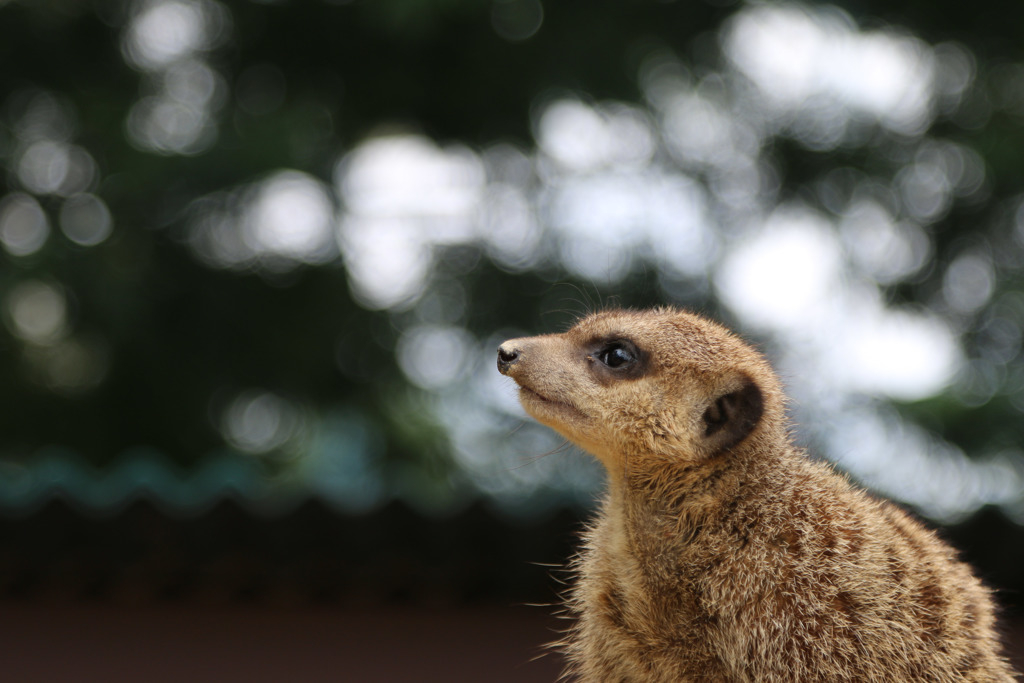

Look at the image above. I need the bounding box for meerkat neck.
[601,446,786,565]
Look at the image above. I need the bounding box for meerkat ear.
[701,374,763,455]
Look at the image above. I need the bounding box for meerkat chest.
[569,512,730,681]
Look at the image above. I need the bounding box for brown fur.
[497,307,1017,682]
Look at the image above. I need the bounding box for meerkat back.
[497,307,1017,682]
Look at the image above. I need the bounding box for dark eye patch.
[588,337,646,380]
[597,341,636,369]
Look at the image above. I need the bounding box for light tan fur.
[497,307,1017,682]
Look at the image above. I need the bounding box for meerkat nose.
[497,344,521,375]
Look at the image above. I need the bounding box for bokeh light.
[535,99,654,172]
[717,206,845,331]
[122,0,229,71]
[23,334,111,396]
[723,4,936,138]
[186,170,336,270]
[7,89,76,143]
[0,193,50,256]
[491,0,544,43]
[397,325,475,391]
[122,0,229,155]
[59,193,113,247]
[838,198,929,285]
[16,140,97,196]
[220,390,307,455]
[944,249,996,315]
[336,134,486,309]
[4,280,69,345]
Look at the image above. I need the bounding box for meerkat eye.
[596,341,637,369]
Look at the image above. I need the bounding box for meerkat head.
[497,308,783,472]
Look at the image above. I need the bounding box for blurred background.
[1,0,1023,680]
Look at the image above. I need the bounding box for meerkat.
[496,307,1017,682]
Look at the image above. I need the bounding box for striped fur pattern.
[497,308,1017,682]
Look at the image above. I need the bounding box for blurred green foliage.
[0,0,1022,531]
